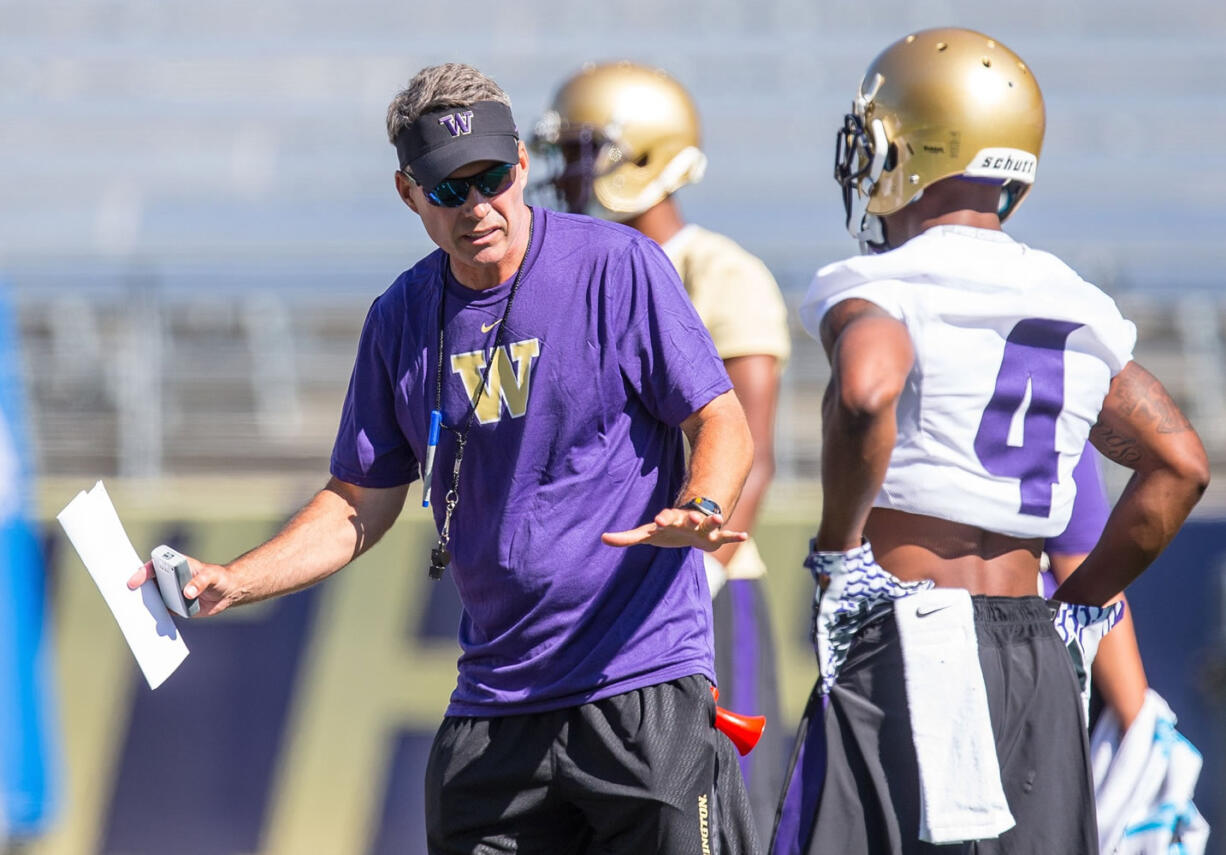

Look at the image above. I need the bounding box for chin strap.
[857,214,887,255]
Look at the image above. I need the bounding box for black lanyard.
[426,215,534,580]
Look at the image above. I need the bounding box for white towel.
[895,588,1015,844]
[1090,689,1209,854]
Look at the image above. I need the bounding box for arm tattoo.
[1090,423,1143,466]
[1110,365,1194,435]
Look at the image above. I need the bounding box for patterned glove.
[805,539,932,694]
[1050,599,1125,722]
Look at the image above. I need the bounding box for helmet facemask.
[834,109,890,253]
[530,114,603,215]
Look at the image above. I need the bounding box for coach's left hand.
[602,507,748,552]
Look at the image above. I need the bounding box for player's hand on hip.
[126,556,240,617]
[601,507,748,551]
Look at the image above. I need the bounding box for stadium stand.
[3,0,1224,490]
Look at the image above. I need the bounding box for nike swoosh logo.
[481,319,501,333]
[915,605,951,618]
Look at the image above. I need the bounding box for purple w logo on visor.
[438,111,475,136]
[395,101,520,187]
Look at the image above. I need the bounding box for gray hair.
[386,63,513,144]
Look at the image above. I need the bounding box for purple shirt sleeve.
[1046,443,1110,556]
[330,291,420,487]
[613,238,731,427]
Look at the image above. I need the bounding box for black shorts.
[425,674,761,854]
[772,596,1098,855]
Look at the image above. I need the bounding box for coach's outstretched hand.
[602,507,748,552]
[127,557,241,618]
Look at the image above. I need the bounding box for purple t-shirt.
[331,206,732,716]
[1041,443,1110,597]
[1046,444,1110,557]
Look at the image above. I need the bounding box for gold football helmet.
[532,61,707,221]
[836,27,1045,250]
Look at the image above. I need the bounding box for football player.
[534,60,791,843]
[772,27,1209,855]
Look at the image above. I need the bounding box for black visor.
[395,100,520,192]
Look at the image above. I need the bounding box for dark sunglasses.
[407,162,516,208]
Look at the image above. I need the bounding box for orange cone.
[710,686,766,755]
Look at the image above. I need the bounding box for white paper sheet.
[57,481,189,689]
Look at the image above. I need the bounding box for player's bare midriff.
[864,507,1045,597]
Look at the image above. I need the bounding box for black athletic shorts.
[772,595,1098,855]
[425,674,761,854]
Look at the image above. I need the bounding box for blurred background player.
[1045,445,1209,853]
[533,60,792,842]
[772,27,1209,854]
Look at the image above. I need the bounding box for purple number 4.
[973,318,1083,517]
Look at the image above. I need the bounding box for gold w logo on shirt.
[450,338,542,424]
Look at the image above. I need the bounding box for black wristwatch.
[678,495,722,517]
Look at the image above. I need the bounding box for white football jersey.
[800,225,1137,538]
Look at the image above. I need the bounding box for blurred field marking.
[29,541,138,855]
[261,530,456,854]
